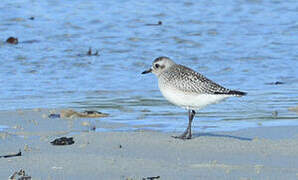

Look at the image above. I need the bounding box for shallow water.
[0,0,297,133]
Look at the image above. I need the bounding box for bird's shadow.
[192,132,253,141]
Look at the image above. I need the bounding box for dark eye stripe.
[155,64,160,68]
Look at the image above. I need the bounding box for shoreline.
[1,109,298,179]
[1,107,297,135]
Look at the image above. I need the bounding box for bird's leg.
[186,110,195,139]
[173,110,196,139]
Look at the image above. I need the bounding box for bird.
[142,56,246,139]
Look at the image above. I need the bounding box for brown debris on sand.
[51,137,74,146]
[48,114,61,118]
[142,176,160,180]
[61,109,108,118]
[288,106,298,113]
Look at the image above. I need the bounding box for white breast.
[158,84,231,110]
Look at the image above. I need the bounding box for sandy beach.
[1,109,298,180]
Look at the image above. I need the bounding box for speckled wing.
[161,64,235,95]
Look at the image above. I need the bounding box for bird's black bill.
[141,68,152,74]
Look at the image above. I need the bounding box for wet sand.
[1,109,298,180]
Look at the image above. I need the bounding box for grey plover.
[142,56,246,139]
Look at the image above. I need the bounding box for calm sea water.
[0,0,297,132]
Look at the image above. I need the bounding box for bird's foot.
[172,132,192,140]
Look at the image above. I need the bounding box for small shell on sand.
[0,132,9,139]
[61,109,109,118]
[254,164,264,174]
[24,144,32,152]
[81,121,90,127]
[33,108,42,112]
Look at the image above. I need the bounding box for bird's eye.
[155,64,160,68]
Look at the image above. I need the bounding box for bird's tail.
[214,90,247,96]
[228,90,246,96]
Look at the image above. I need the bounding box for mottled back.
[159,64,232,95]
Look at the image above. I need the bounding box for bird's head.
[142,56,175,76]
